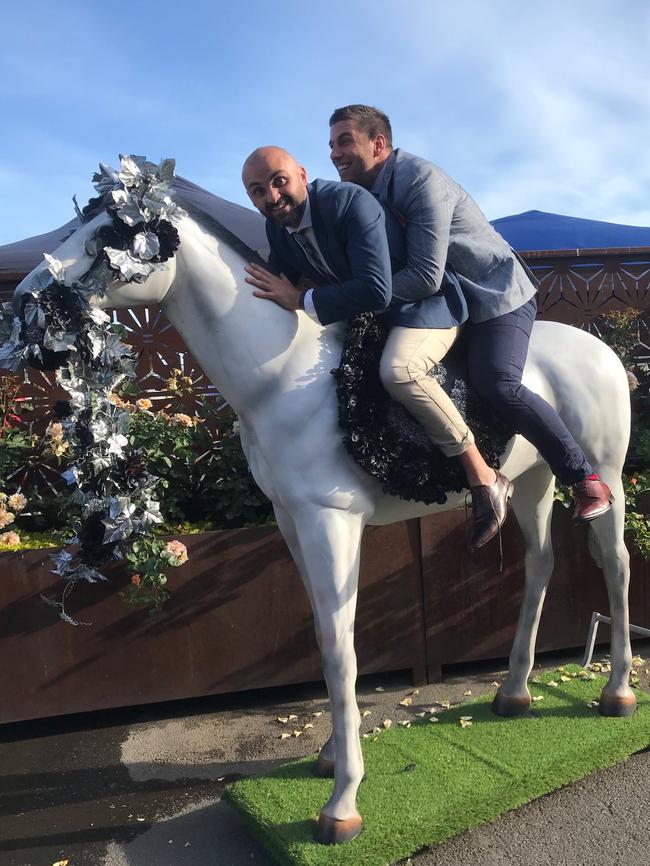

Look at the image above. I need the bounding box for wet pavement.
[1,645,649,866]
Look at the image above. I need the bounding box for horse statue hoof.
[311,755,335,778]
[315,812,363,844]
[492,691,532,717]
[598,692,637,717]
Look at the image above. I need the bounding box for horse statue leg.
[585,474,636,716]
[493,463,556,716]
[273,505,336,777]
[276,503,366,843]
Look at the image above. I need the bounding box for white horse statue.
[14,183,636,845]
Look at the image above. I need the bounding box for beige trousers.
[379,325,475,457]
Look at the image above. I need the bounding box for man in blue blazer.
[327,104,612,528]
[242,146,511,545]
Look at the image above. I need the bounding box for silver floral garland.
[0,155,186,622]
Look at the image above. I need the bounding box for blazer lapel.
[308,186,340,280]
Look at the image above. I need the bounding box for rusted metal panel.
[0,520,426,723]
[420,504,650,674]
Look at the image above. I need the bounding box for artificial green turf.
[226,667,650,866]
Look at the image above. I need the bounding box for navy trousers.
[464,296,593,485]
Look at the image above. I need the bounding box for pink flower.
[131,573,142,587]
[0,509,15,529]
[165,539,189,564]
[0,531,20,546]
[47,421,64,441]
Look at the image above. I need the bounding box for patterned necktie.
[292,230,337,282]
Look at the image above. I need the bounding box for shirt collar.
[370,150,397,198]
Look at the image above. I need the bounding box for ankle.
[469,468,498,488]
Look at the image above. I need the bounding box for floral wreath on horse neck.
[0,155,190,621]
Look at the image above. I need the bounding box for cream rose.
[171,413,194,428]
[7,493,27,512]
[165,540,189,564]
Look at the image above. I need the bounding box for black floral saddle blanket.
[332,314,515,504]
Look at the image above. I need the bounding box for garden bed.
[2,505,649,725]
[0,520,427,724]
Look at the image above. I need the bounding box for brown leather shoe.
[470,471,512,549]
[572,477,613,522]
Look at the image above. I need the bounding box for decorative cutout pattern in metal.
[2,249,650,424]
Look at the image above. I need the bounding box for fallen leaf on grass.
[361,710,372,718]
[312,711,324,718]
[398,720,411,728]
[288,714,298,721]
[375,686,385,692]
[491,681,500,687]
[383,719,392,729]
[399,697,413,707]
[429,716,439,723]
[459,717,473,728]
[415,712,427,718]
[52,861,69,866]
[293,730,302,737]
[463,690,472,696]
[532,695,544,702]
[303,723,314,730]
[277,717,289,724]
[547,680,559,688]
[560,675,571,683]
[280,732,291,740]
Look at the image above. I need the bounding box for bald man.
[242,146,392,323]
[242,147,517,548]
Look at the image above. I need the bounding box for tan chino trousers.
[379,325,475,457]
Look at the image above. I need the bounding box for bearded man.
[242,145,516,547]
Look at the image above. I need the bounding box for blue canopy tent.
[2,201,650,282]
[491,210,650,253]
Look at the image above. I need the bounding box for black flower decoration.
[332,314,515,505]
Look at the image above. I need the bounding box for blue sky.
[1,0,649,245]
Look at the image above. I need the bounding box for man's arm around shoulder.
[390,154,455,301]
[311,184,392,326]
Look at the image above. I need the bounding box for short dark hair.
[329,104,393,148]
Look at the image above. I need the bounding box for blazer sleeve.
[311,189,392,326]
[389,164,454,302]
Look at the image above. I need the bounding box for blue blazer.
[266,179,466,328]
[266,180,391,326]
